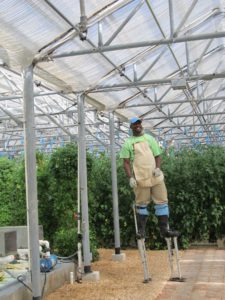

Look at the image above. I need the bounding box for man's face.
[131,121,143,136]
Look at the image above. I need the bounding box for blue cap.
[130,117,142,124]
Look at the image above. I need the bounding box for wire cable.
[4,269,32,293]
[56,251,78,260]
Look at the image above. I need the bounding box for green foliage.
[0,157,27,226]
[37,144,98,258]
[53,227,99,261]
[0,158,15,225]
[89,153,137,248]
[38,144,78,243]
[89,153,114,247]
[116,158,137,247]
[162,145,225,247]
[11,158,27,225]
[53,227,77,257]
[89,145,225,250]
[1,144,225,256]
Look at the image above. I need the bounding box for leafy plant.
[1,144,225,254]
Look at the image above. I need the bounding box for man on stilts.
[120,117,181,282]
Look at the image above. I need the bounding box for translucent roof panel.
[0,0,225,153]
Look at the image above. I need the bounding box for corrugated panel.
[0,0,224,149]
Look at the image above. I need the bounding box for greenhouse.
[0,0,225,299]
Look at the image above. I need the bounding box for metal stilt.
[165,237,184,282]
[133,204,151,283]
[173,237,182,279]
[165,237,174,277]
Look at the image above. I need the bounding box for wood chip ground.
[44,248,178,300]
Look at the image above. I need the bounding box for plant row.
[0,144,225,259]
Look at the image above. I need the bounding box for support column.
[77,94,100,281]
[77,93,91,273]
[23,65,41,300]
[109,112,126,262]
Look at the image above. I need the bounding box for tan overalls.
[132,140,168,206]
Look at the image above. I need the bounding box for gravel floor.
[44,248,179,300]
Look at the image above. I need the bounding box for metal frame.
[0,3,224,297]
[0,0,225,151]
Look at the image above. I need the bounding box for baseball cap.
[130,117,142,124]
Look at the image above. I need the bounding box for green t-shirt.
[120,133,162,161]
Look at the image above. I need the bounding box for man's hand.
[153,168,162,177]
[129,177,137,188]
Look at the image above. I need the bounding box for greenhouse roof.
[0,0,225,154]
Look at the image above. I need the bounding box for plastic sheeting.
[0,0,225,153]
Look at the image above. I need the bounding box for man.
[120,117,179,238]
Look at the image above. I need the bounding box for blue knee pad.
[136,205,149,216]
[154,204,169,216]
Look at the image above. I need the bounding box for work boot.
[158,215,180,238]
[136,214,148,238]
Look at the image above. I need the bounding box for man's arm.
[124,158,137,188]
[123,158,132,178]
[155,155,161,168]
[153,155,163,177]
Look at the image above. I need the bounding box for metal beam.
[117,96,225,108]
[118,44,223,107]
[163,129,225,135]
[33,106,76,138]
[150,121,225,129]
[173,0,198,37]
[168,0,174,37]
[88,0,135,27]
[104,0,144,46]
[0,91,61,101]
[144,111,225,121]
[0,105,23,126]
[47,32,225,60]
[138,47,167,81]
[38,0,165,122]
[86,73,225,91]
[173,135,225,141]
[37,0,133,59]
[144,0,214,140]
[37,0,209,140]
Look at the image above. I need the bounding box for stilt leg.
[165,237,184,282]
[133,204,151,283]
[173,237,182,280]
[165,237,174,278]
[137,238,151,283]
